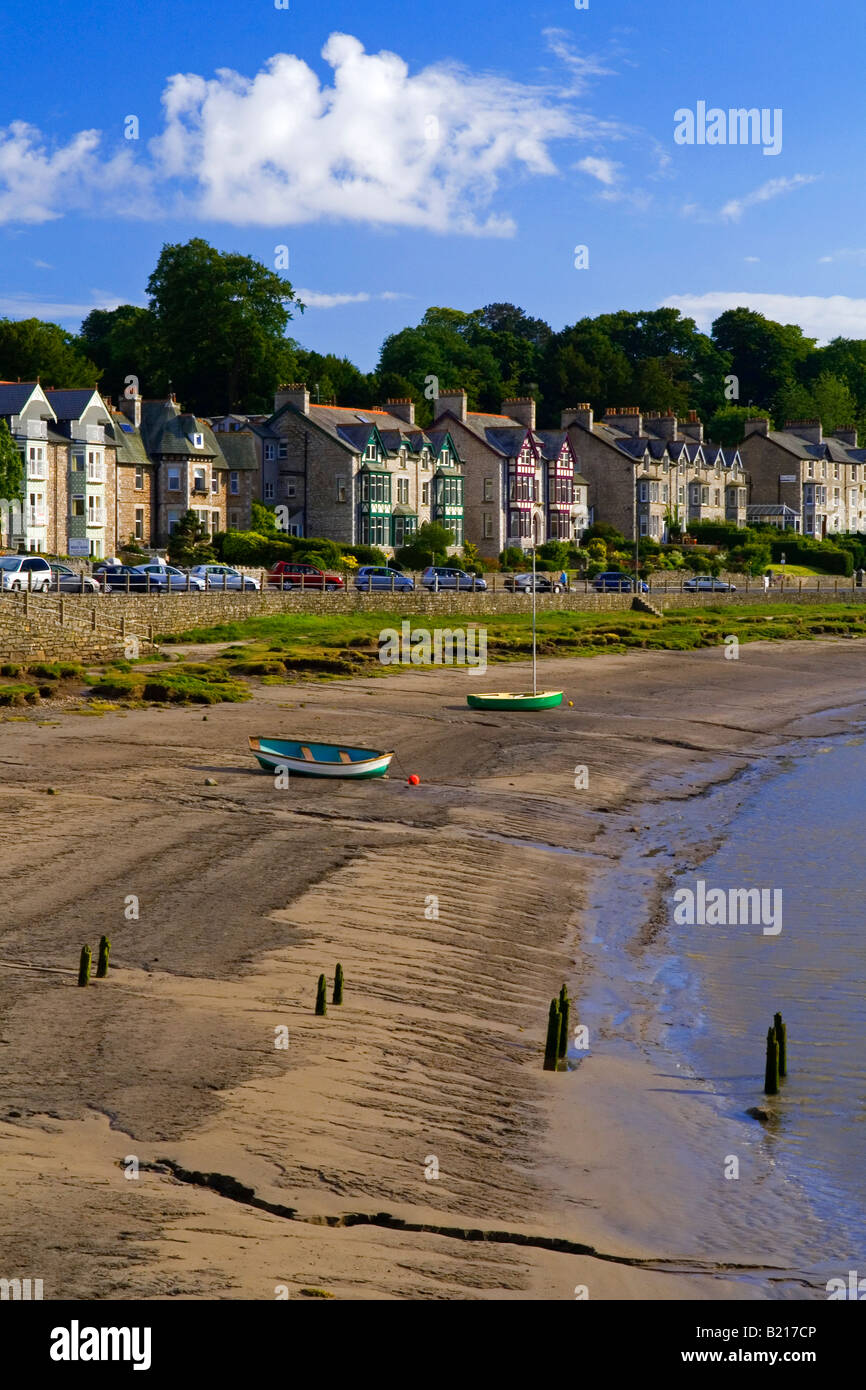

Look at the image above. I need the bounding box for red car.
[266,561,344,591]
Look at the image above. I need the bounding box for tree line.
[2,238,865,445]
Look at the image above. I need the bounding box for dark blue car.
[592,570,649,594]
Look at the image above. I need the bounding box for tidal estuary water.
[579,721,866,1293]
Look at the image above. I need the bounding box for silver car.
[189,564,260,591]
[131,564,206,591]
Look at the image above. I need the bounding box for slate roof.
[269,400,462,464]
[43,389,108,422]
[141,399,226,466]
[105,410,150,467]
[215,430,259,471]
[0,382,52,418]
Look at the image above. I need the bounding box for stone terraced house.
[430,392,588,559]
[561,405,746,542]
[0,382,118,558]
[261,386,465,552]
[738,418,866,538]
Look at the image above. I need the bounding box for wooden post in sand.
[544,999,562,1070]
[773,1012,787,1078]
[78,945,92,987]
[764,1026,779,1095]
[315,974,327,1016]
[557,984,570,1061]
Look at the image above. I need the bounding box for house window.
[192,432,204,449]
[364,439,378,462]
[440,448,451,467]
[167,510,181,534]
[396,478,409,504]
[230,471,239,495]
[422,482,430,505]
[575,487,583,506]
[211,511,220,535]
[483,514,493,538]
[72,495,85,517]
[714,489,720,505]
[639,482,648,502]
[285,482,297,499]
[336,476,347,503]
[662,485,668,503]
[167,467,181,491]
[278,440,288,460]
[134,507,144,540]
[211,475,219,494]
[678,486,685,504]
[265,443,276,462]
[834,463,840,479]
[392,514,416,548]
[264,481,275,500]
[360,472,391,504]
[483,478,493,502]
[134,465,144,490]
[421,453,430,469]
[701,487,709,505]
[640,516,648,536]
[229,510,240,530]
[193,468,207,493]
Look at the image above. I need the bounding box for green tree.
[395,521,455,569]
[167,510,216,565]
[706,405,757,446]
[77,305,159,401]
[0,418,23,501]
[0,317,99,387]
[712,307,815,411]
[145,238,302,413]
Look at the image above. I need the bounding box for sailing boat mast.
[531,515,537,696]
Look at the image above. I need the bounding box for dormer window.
[364,439,378,462]
[193,432,204,449]
[440,447,450,467]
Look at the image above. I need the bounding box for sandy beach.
[2,636,865,1300]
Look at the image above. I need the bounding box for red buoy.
[407,774,420,786]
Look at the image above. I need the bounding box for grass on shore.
[157,602,866,674]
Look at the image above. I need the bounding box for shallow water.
[663,733,866,1267]
[578,722,866,1291]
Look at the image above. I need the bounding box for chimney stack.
[502,396,536,430]
[785,418,822,444]
[275,383,310,415]
[119,390,142,430]
[679,409,704,443]
[644,411,678,441]
[603,406,643,437]
[744,417,770,438]
[833,424,858,447]
[436,389,467,423]
[561,403,593,431]
[386,398,416,426]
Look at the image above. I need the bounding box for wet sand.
[1,637,865,1300]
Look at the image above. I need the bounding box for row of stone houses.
[0,382,257,556]
[3,373,863,560]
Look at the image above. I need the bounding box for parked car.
[94,564,159,592]
[503,572,566,593]
[682,577,737,592]
[189,564,260,591]
[0,555,53,591]
[592,570,649,594]
[354,566,415,592]
[266,562,344,590]
[48,562,102,594]
[131,564,205,591]
[420,566,487,591]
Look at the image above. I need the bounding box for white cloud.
[818,248,866,265]
[719,174,817,222]
[662,291,866,344]
[296,288,407,309]
[0,33,644,236]
[30,258,53,269]
[147,33,583,235]
[575,155,621,186]
[744,256,760,263]
[0,120,151,225]
[542,29,617,94]
[0,290,127,321]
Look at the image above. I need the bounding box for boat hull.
[466,691,564,710]
[249,737,393,778]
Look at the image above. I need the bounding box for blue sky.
[1,0,864,372]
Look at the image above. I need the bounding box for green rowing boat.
[466,690,563,711]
